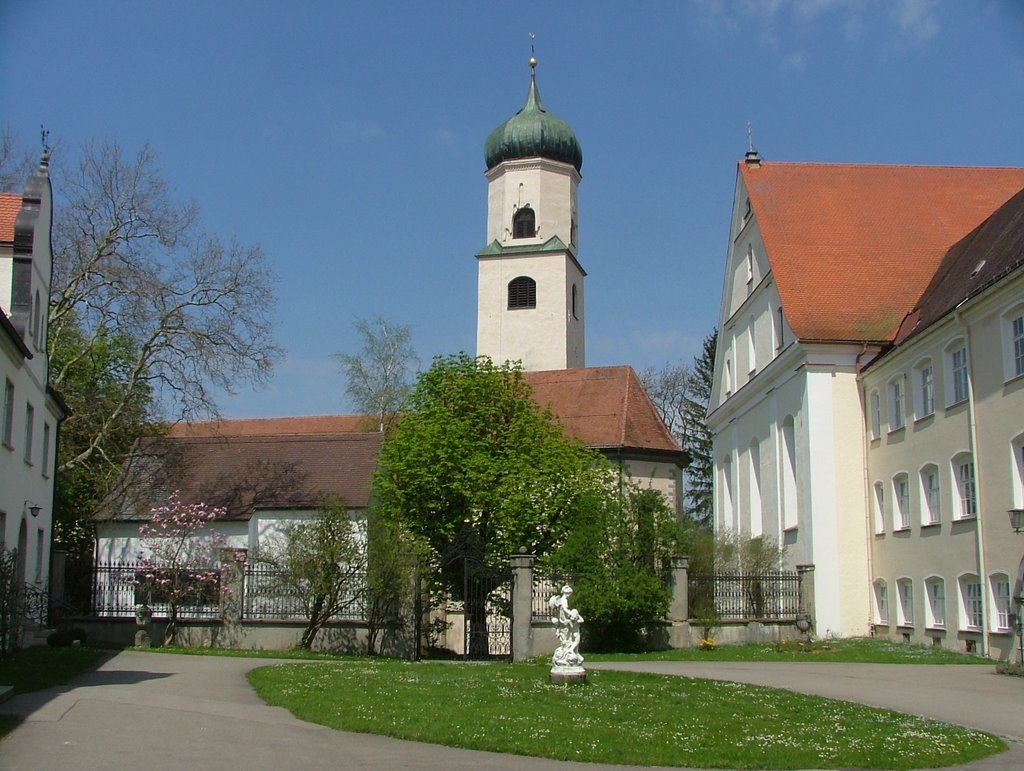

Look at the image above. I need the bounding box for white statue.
[549,584,584,669]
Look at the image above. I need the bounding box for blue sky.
[3,1,1023,419]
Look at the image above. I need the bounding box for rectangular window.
[963,579,983,629]
[894,476,910,530]
[958,460,977,518]
[927,580,945,628]
[1014,315,1024,377]
[920,364,934,417]
[993,577,1011,631]
[873,481,885,534]
[889,379,905,430]
[923,467,940,524]
[952,346,968,404]
[42,422,51,478]
[2,379,13,448]
[869,392,881,440]
[35,528,44,582]
[24,403,34,464]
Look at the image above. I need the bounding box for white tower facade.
[476,65,585,371]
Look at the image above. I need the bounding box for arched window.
[924,576,945,628]
[896,577,914,626]
[571,284,578,319]
[873,579,889,625]
[512,207,536,239]
[507,276,537,309]
[919,463,940,525]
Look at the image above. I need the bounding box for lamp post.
[1009,509,1024,665]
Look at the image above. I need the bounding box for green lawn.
[587,636,993,664]
[248,660,1005,770]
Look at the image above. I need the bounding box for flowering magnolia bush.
[135,492,231,642]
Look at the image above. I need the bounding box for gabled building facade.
[861,187,1024,659]
[707,155,1024,641]
[1,153,66,594]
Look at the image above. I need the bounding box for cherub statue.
[549,584,584,669]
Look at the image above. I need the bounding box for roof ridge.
[740,160,1024,171]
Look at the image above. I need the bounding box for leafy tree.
[257,497,366,650]
[544,485,686,652]
[135,492,231,645]
[364,511,422,655]
[374,353,608,656]
[335,316,418,432]
[684,330,717,527]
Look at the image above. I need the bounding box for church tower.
[476,57,585,371]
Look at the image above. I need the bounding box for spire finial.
[744,121,761,166]
[529,32,537,74]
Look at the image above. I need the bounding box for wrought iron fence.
[92,562,220,619]
[242,564,366,622]
[531,571,577,620]
[688,571,801,621]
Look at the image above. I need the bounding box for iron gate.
[462,557,512,660]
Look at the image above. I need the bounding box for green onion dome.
[484,70,583,173]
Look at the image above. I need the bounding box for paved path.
[0,651,1020,770]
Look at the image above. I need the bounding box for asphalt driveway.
[1,650,1021,770]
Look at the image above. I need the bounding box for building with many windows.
[707,152,1024,651]
[1,153,66,598]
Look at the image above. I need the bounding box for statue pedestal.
[549,665,587,685]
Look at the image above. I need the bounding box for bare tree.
[0,126,37,191]
[335,316,417,431]
[48,139,282,474]
[640,328,717,528]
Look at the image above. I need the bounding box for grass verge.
[248,659,1005,770]
[587,636,993,664]
[0,645,109,694]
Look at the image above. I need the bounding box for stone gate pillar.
[510,549,535,661]
[667,555,691,649]
[218,548,247,647]
[797,564,816,633]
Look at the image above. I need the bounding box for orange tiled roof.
[523,366,683,457]
[741,162,1024,342]
[0,193,21,242]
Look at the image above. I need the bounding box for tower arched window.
[571,284,578,319]
[508,276,537,309]
[512,207,536,239]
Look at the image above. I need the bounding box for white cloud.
[432,127,458,149]
[888,0,940,46]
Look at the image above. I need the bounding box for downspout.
[956,303,989,656]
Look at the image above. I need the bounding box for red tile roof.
[893,186,1024,347]
[0,193,21,242]
[101,432,384,521]
[523,366,683,458]
[741,162,1024,342]
[170,368,684,459]
[109,366,684,522]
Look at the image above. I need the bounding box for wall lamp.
[1009,509,1024,535]
[24,500,41,518]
